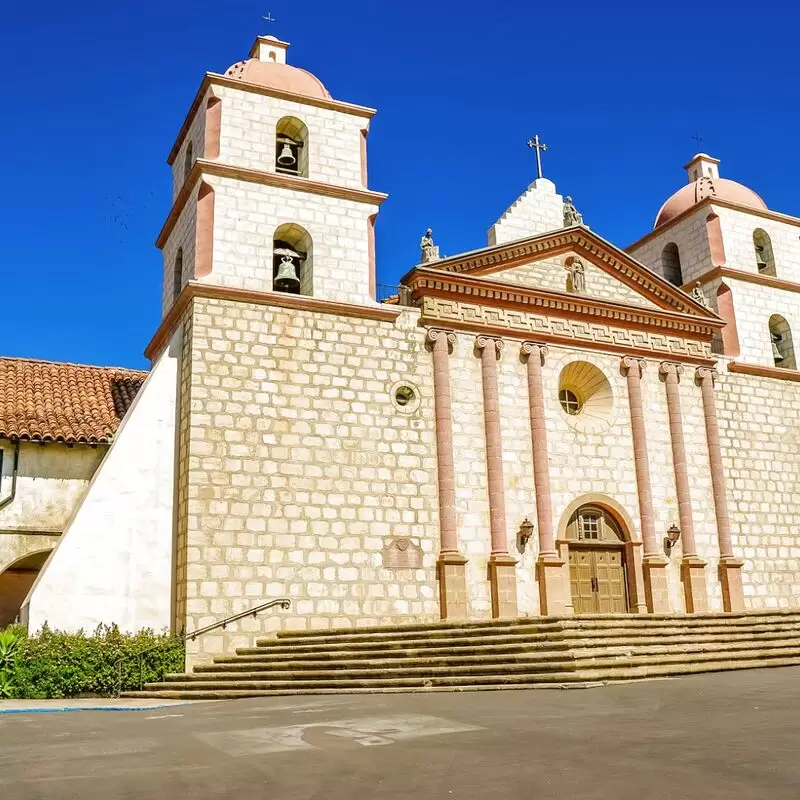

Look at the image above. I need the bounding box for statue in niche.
[691,282,709,308]
[420,228,440,263]
[563,196,584,227]
[566,257,587,295]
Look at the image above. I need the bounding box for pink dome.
[224,59,330,100]
[654,177,767,229]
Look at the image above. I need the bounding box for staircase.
[123,611,800,699]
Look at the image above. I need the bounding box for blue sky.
[3,1,799,369]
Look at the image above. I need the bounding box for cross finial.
[692,133,704,151]
[262,11,276,24]
[527,134,548,180]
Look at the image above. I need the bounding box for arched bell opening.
[273,223,313,296]
[661,242,683,286]
[769,314,796,370]
[753,229,776,276]
[275,116,309,178]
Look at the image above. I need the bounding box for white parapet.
[22,331,181,634]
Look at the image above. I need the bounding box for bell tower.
[156,34,387,317]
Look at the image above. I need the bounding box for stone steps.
[123,612,800,699]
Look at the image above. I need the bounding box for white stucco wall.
[23,332,181,634]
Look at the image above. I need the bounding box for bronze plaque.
[382,537,423,570]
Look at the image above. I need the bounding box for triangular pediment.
[405,226,718,320]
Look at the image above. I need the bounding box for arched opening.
[0,550,51,628]
[275,116,309,178]
[661,243,683,286]
[753,229,775,276]
[714,283,740,357]
[769,314,796,370]
[273,224,313,296]
[183,141,194,184]
[173,248,184,303]
[565,504,629,614]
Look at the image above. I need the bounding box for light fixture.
[665,524,681,553]
[519,518,535,549]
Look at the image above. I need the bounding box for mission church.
[1,33,799,666]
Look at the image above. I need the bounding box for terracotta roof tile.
[0,357,148,444]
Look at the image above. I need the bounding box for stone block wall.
[717,368,800,608]
[214,85,368,190]
[202,174,379,305]
[161,188,199,317]
[628,206,712,285]
[171,91,209,201]
[488,178,564,246]
[177,298,440,664]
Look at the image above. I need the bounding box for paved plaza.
[1,667,799,799]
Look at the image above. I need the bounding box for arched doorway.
[565,505,629,613]
[0,550,51,628]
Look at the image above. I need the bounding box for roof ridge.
[0,355,149,376]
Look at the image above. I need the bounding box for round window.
[395,386,416,407]
[559,388,582,415]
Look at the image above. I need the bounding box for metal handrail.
[115,598,292,695]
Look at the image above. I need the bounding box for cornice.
[145,282,400,361]
[168,73,376,165]
[727,361,800,383]
[402,226,710,317]
[156,160,387,248]
[690,266,800,295]
[408,268,724,338]
[627,197,800,251]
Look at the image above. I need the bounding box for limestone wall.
[628,206,712,285]
[203,174,379,305]
[23,335,180,634]
[214,85,368,190]
[178,298,440,663]
[488,179,564,246]
[161,187,199,317]
[171,92,209,202]
[717,367,800,608]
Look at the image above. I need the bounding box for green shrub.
[0,628,21,698]
[1,624,184,699]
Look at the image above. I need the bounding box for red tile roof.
[0,357,148,444]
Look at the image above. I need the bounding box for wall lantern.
[665,524,681,553]
[519,518,535,549]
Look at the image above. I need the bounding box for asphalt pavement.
[1,667,799,799]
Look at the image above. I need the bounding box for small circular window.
[395,386,415,407]
[559,388,582,415]
[390,381,421,413]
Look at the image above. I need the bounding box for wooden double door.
[568,546,629,614]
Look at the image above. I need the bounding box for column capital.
[476,335,504,356]
[520,341,549,364]
[659,361,684,380]
[695,367,718,386]
[425,328,456,350]
[620,356,646,377]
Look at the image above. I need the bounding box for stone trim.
[412,270,722,337]
[144,282,400,362]
[688,265,800,295]
[402,227,716,317]
[419,296,717,366]
[168,74,376,165]
[156,160,387,248]
[727,362,800,382]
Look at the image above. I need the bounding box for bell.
[274,255,300,293]
[756,246,768,271]
[772,334,784,363]
[277,143,296,167]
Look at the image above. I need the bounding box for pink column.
[426,329,468,619]
[659,361,708,612]
[696,367,744,611]
[476,335,517,618]
[521,342,569,615]
[477,335,509,556]
[622,356,668,613]
[426,329,459,554]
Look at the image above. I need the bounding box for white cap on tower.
[250,35,290,65]
[684,153,720,184]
